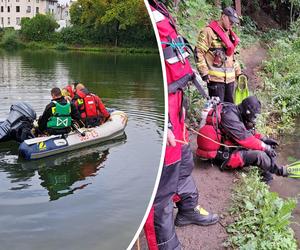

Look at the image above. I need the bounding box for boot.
[175,205,219,227]
[261,171,273,184]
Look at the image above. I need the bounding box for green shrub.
[59,26,87,45]
[0,29,22,49]
[20,14,59,42]
[225,170,297,249]
[55,43,68,50]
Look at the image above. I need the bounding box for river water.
[0,49,164,250]
[270,118,300,244]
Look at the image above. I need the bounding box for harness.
[208,20,240,56]
[47,101,71,129]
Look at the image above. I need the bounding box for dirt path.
[136,42,267,250]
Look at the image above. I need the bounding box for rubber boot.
[174,205,219,227]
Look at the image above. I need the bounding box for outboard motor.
[0,102,36,142]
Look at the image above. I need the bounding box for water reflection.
[38,150,109,201]
[0,137,126,201]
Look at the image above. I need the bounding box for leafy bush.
[0,29,22,49]
[259,34,300,133]
[225,170,297,249]
[170,0,219,46]
[20,14,59,42]
[59,26,87,45]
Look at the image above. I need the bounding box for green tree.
[20,14,59,42]
[69,0,152,46]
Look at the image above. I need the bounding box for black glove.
[265,145,277,158]
[262,137,279,148]
[202,75,209,83]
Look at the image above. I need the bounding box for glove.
[202,75,209,83]
[265,145,277,158]
[262,137,279,148]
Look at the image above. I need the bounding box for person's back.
[38,87,81,135]
[73,84,110,127]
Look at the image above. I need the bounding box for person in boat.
[195,6,241,103]
[61,83,76,102]
[72,83,111,128]
[38,87,81,135]
[197,96,288,183]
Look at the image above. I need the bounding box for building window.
[16,0,19,2]
[1,17,3,25]
[36,0,39,3]
[26,6,31,13]
[28,0,30,2]
[0,6,3,12]
[8,17,10,25]
[7,6,10,12]
[36,6,39,13]
[16,6,20,12]
[16,17,20,25]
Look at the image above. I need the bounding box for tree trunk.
[235,0,241,16]
[115,20,120,47]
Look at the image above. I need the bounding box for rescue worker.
[72,84,111,127]
[144,1,219,249]
[196,6,241,103]
[38,87,81,135]
[197,96,287,183]
[61,83,76,102]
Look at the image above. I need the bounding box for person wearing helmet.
[195,6,241,103]
[197,96,287,183]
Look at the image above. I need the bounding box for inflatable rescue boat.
[19,110,128,160]
[0,102,128,160]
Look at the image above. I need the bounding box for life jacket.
[208,20,239,56]
[196,103,223,159]
[47,101,72,129]
[75,90,101,122]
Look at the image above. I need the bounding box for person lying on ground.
[38,87,81,135]
[197,96,287,183]
[72,83,111,128]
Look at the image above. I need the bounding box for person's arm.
[95,96,110,119]
[221,110,265,151]
[70,102,82,123]
[38,104,52,131]
[196,27,213,79]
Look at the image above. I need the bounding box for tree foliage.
[20,14,59,41]
[69,0,154,47]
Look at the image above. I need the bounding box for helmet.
[238,96,261,129]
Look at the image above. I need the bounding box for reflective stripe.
[197,42,208,52]
[208,70,235,78]
[152,10,165,23]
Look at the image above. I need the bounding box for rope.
[187,125,240,149]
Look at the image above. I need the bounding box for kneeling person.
[38,87,81,135]
[197,96,287,183]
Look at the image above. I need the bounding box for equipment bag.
[234,74,249,105]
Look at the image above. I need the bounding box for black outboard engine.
[0,102,36,142]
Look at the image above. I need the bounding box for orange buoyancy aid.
[208,20,240,56]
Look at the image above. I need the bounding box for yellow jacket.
[196,25,241,83]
